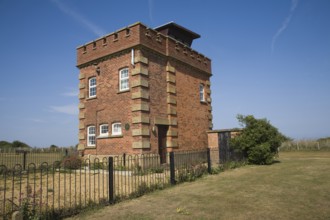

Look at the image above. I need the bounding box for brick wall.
[207,132,219,149]
[77,22,213,156]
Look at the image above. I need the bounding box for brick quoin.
[76,22,213,158]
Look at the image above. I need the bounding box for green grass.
[66,151,330,220]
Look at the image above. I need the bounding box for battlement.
[76,22,211,74]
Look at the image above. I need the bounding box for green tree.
[11,140,30,149]
[49,144,59,152]
[231,114,289,165]
[0,141,12,149]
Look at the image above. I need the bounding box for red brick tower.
[77,22,212,158]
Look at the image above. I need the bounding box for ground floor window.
[99,124,109,136]
[112,123,122,136]
[87,126,96,146]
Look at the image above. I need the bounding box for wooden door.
[158,125,168,164]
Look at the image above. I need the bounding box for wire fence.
[279,140,330,151]
[0,150,212,219]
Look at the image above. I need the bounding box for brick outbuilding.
[76,22,213,161]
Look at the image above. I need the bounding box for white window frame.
[199,83,205,102]
[87,126,96,146]
[89,77,97,98]
[112,123,122,136]
[119,68,129,91]
[99,124,109,137]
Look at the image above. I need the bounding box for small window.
[89,77,96,98]
[119,68,129,91]
[126,28,130,36]
[112,123,122,136]
[99,124,109,136]
[87,126,96,146]
[199,84,205,102]
[103,38,107,45]
[93,42,96,49]
[114,33,118,40]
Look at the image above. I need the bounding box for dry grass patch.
[67,151,330,220]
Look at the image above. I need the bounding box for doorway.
[158,125,169,164]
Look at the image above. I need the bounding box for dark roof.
[154,22,200,47]
[154,22,200,39]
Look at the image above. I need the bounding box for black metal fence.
[0,150,211,219]
[0,148,69,170]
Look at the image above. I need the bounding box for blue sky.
[0,0,329,147]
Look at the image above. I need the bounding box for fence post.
[23,151,27,170]
[207,148,212,174]
[108,157,114,204]
[169,152,176,185]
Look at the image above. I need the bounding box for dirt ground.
[0,168,170,217]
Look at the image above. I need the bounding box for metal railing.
[0,149,212,219]
[0,149,68,169]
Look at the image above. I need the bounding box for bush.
[231,114,289,165]
[61,155,82,170]
[247,143,274,165]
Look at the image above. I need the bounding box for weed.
[176,207,190,215]
[114,165,126,171]
[90,162,105,170]
[150,166,164,174]
[132,165,146,176]
[129,182,165,198]
[177,164,208,183]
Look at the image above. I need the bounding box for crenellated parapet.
[76,22,211,75]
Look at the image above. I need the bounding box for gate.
[219,131,231,163]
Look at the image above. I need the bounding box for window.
[89,77,96,98]
[87,126,96,146]
[112,123,122,136]
[119,68,129,91]
[199,84,205,102]
[99,124,109,136]
[126,28,130,36]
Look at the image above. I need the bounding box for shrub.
[61,155,82,170]
[177,164,208,182]
[247,143,274,165]
[231,114,289,165]
[90,161,105,170]
[150,166,164,174]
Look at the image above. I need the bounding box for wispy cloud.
[62,91,78,97]
[25,118,47,123]
[271,0,299,54]
[50,104,78,115]
[51,0,106,37]
[62,88,78,97]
